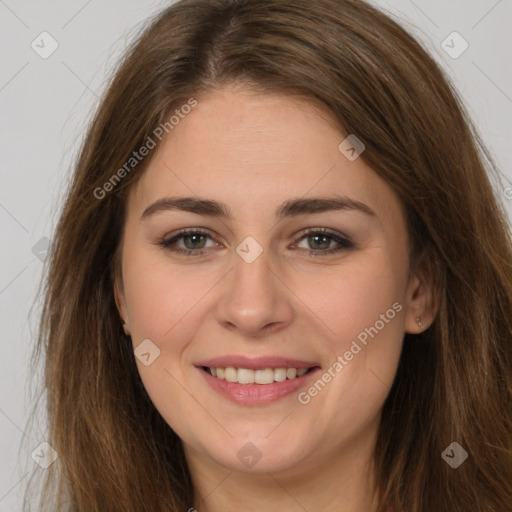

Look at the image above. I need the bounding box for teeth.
[273,368,287,382]
[255,368,274,384]
[207,366,312,384]
[225,367,238,383]
[238,368,255,384]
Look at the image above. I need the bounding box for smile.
[197,364,321,405]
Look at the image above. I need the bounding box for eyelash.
[157,227,354,257]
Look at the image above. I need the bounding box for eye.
[293,228,354,256]
[157,228,220,256]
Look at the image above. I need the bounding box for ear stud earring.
[416,317,424,329]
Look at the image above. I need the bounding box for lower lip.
[197,367,320,405]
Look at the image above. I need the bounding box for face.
[114,84,429,477]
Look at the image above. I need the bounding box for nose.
[214,245,294,338]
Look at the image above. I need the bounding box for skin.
[114,84,437,512]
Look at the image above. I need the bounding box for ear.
[113,271,131,336]
[403,265,439,334]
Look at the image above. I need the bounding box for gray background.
[1,0,511,509]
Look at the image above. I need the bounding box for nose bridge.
[215,237,293,335]
[233,240,273,298]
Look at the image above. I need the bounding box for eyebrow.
[141,195,377,221]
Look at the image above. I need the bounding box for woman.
[25,0,512,510]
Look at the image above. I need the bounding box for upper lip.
[196,355,320,370]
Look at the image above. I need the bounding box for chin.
[202,434,313,474]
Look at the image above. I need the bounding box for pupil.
[185,234,206,249]
[309,235,329,250]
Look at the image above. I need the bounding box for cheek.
[295,252,406,413]
[121,257,213,433]
[122,252,214,344]
[300,252,405,354]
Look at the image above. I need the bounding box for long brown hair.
[24,0,512,510]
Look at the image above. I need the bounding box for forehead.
[166,86,343,169]
[127,85,403,228]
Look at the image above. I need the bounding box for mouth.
[200,365,315,384]
[195,357,321,405]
